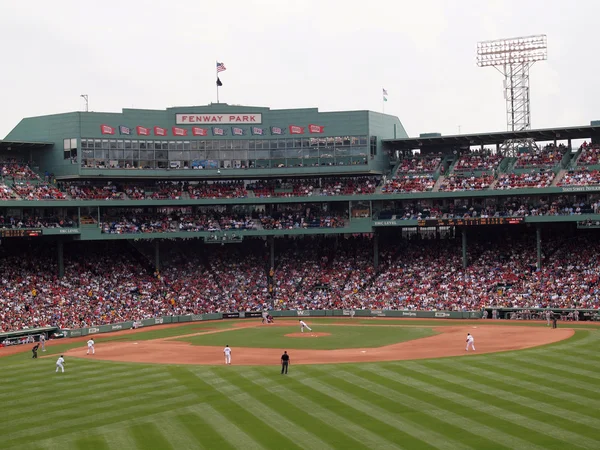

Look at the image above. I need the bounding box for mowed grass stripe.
[1,373,170,412]
[0,364,164,392]
[363,365,551,450]
[241,369,404,450]
[0,359,163,379]
[452,360,600,409]
[510,354,600,381]
[294,366,470,450]
[186,369,302,450]
[403,362,600,449]
[167,367,270,450]
[418,360,600,430]
[188,404,267,450]
[475,359,600,396]
[0,393,198,448]
[99,428,139,450]
[174,410,234,450]
[333,365,541,450]
[206,370,335,450]
[145,414,205,450]
[387,363,586,449]
[129,422,174,450]
[72,434,111,450]
[501,355,600,386]
[431,360,600,423]
[0,382,186,433]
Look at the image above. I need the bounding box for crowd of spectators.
[187,181,247,199]
[0,184,16,200]
[259,210,345,229]
[496,171,555,189]
[12,183,66,200]
[0,161,40,181]
[381,175,435,193]
[438,173,495,191]
[396,155,442,173]
[514,145,565,168]
[0,215,76,229]
[61,181,126,200]
[559,169,600,187]
[453,151,503,172]
[100,208,344,234]
[577,143,600,166]
[3,232,600,333]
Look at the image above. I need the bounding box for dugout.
[0,326,59,347]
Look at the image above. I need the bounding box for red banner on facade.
[289,125,305,134]
[172,127,188,136]
[154,126,167,136]
[192,127,208,136]
[136,126,150,136]
[308,124,325,133]
[100,124,115,135]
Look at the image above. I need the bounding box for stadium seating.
[438,173,494,191]
[514,145,565,168]
[453,151,503,172]
[495,171,555,189]
[381,175,435,193]
[2,232,599,333]
[559,169,600,187]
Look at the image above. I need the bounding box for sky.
[0,0,598,139]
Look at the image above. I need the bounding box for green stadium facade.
[2,103,600,277]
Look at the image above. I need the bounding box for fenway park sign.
[176,113,262,125]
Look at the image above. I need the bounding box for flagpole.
[216,63,219,103]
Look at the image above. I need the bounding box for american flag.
[217,62,226,72]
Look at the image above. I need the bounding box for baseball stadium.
[3,26,600,449]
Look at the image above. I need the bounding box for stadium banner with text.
[176,113,262,125]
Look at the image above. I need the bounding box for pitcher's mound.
[285,332,331,338]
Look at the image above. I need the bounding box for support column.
[57,240,64,279]
[461,228,467,269]
[373,231,379,269]
[536,226,542,271]
[269,236,275,270]
[154,240,160,273]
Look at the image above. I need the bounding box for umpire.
[281,351,290,374]
[32,343,40,359]
[552,313,558,329]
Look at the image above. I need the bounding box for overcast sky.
[0,0,597,139]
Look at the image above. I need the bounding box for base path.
[64,324,573,366]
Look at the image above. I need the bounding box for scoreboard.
[0,229,43,238]
[417,217,524,227]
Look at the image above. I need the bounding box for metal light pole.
[80,94,89,112]
[477,35,547,156]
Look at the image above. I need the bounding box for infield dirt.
[60,320,573,365]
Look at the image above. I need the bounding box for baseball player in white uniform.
[224,345,232,365]
[299,320,312,333]
[56,355,65,373]
[87,338,95,355]
[465,333,475,352]
[40,334,46,352]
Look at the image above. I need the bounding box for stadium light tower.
[477,35,547,155]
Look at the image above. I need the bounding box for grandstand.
[2,105,600,334]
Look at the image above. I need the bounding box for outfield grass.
[1,325,599,449]
[177,324,437,349]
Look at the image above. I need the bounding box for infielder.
[56,355,65,373]
[465,333,475,352]
[224,345,232,365]
[40,333,46,352]
[299,319,312,333]
[87,338,95,355]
